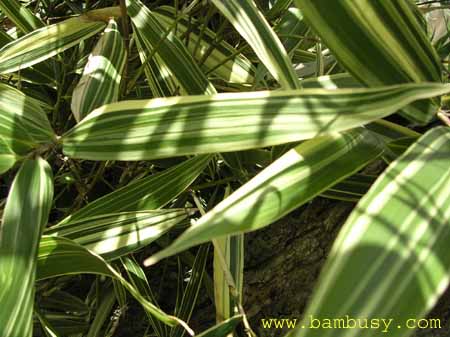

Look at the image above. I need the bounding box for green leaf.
[154,6,255,85]
[0,151,20,175]
[46,209,192,260]
[301,73,361,89]
[0,82,55,155]
[121,256,166,337]
[36,236,192,333]
[295,0,442,123]
[133,30,182,98]
[274,7,309,56]
[320,173,376,202]
[144,128,384,265]
[211,0,301,89]
[290,126,450,337]
[85,283,116,337]
[0,157,53,337]
[126,0,216,95]
[0,15,106,74]
[62,83,450,161]
[71,19,126,122]
[195,315,243,337]
[387,137,418,157]
[57,155,211,223]
[214,233,244,322]
[171,244,209,337]
[0,0,44,33]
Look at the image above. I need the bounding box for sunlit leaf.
[0,157,53,337]
[211,0,301,89]
[62,83,450,161]
[71,19,126,122]
[0,16,106,74]
[126,0,216,95]
[295,0,442,123]
[46,209,192,260]
[58,155,211,223]
[145,128,384,265]
[290,126,450,337]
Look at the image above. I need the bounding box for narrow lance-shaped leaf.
[211,0,301,89]
[121,256,166,337]
[46,209,193,260]
[289,126,450,337]
[0,0,44,33]
[71,19,126,122]
[0,27,55,85]
[133,30,182,98]
[274,7,310,56]
[195,315,243,337]
[0,157,53,337]
[126,0,216,95]
[171,244,209,337]
[0,15,106,74]
[36,236,193,333]
[62,83,450,161]
[295,0,442,124]
[0,137,21,174]
[57,155,211,224]
[144,128,384,265]
[0,82,55,155]
[154,6,255,85]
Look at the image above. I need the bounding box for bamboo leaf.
[290,126,450,337]
[0,82,55,155]
[71,19,126,122]
[320,173,376,202]
[211,0,301,89]
[46,209,192,260]
[0,0,44,33]
[171,244,209,337]
[154,6,255,85]
[0,157,53,337]
[121,256,166,337]
[36,236,193,333]
[126,0,216,95]
[195,315,243,337]
[62,83,450,161]
[133,30,182,98]
[58,155,211,223]
[0,15,106,74]
[295,0,442,123]
[144,128,384,265]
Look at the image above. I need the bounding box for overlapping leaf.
[0,157,53,337]
[58,155,211,223]
[295,0,442,123]
[71,19,126,122]
[154,6,255,84]
[0,0,44,33]
[211,0,301,89]
[126,0,216,95]
[0,82,55,155]
[46,209,192,260]
[36,236,192,332]
[62,83,450,161]
[290,126,450,337]
[145,128,384,265]
[0,15,106,74]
